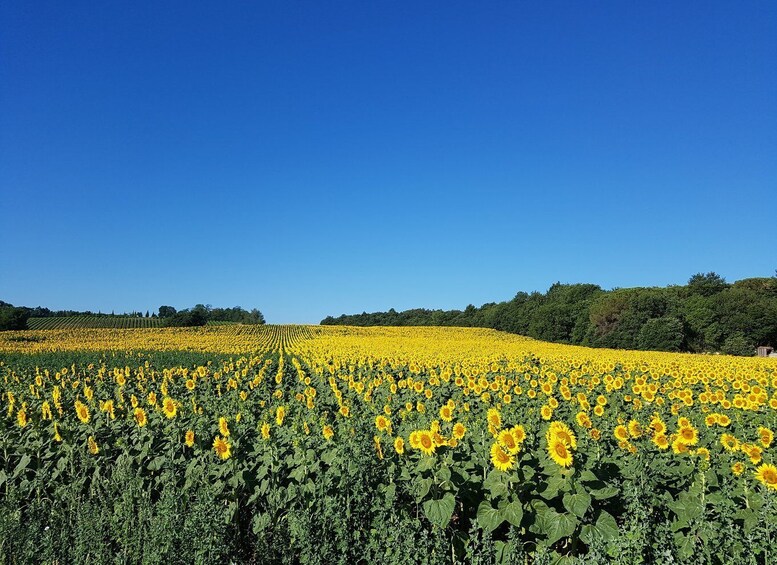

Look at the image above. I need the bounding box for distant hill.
[322,273,777,356]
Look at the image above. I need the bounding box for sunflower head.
[213,435,231,460]
[548,438,573,468]
[490,442,515,472]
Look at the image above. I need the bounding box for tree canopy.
[321,273,777,356]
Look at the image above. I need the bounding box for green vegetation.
[0,302,265,331]
[27,316,163,330]
[322,273,777,356]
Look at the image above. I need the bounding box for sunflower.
[185,430,195,447]
[439,405,453,422]
[322,425,333,441]
[409,431,421,449]
[593,405,605,417]
[652,434,670,450]
[134,407,147,427]
[540,405,553,420]
[16,406,27,429]
[394,437,405,455]
[162,397,177,419]
[614,425,629,442]
[417,430,436,456]
[213,435,231,460]
[672,436,689,454]
[75,400,90,424]
[375,415,390,433]
[627,420,643,439]
[262,422,271,439]
[276,406,286,426]
[510,425,526,444]
[677,425,699,446]
[755,463,777,491]
[374,435,384,459]
[758,427,774,448]
[87,435,99,455]
[575,412,592,429]
[720,433,739,452]
[650,416,667,435]
[452,422,467,440]
[547,421,577,449]
[548,438,573,468]
[731,462,745,476]
[487,408,502,430]
[185,379,196,391]
[219,416,230,437]
[490,442,515,472]
[498,429,520,454]
[147,391,157,406]
[746,444,763,465]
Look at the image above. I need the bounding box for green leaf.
[484,470,508,498]
[12,454,31,479]
[477,500,503,532]
[668,493,703,530]
[536,507,577,545]
[563,492,591,519]
[589,486,619,500]
[289,466,306,482]
[321,449,337,466]
[436,465,451,483]
[498,499,523,527]
[674,531,695,560]
[735,508,758,533]
[416,477,432,500]
[384,482,396,502]
[252,513,271,534]
[593,510,618,541]
[417,457,436,472]
[422,492,455,528]
[494,541,508,565]
[147,455,166,471]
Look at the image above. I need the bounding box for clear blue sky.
[2,2,775,323]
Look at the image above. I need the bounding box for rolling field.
[25,316,239,330]
[1,325,776,563]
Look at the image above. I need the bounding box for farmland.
[26,316,164,330]
[25,316,240,330]
[1,325,776,563]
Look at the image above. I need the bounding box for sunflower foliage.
[1,325,777,563]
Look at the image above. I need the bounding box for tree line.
[321,273,777,356]
[0,302,265,330]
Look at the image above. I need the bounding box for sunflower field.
[1,325,776,564]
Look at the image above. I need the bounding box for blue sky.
[1,2,775,323]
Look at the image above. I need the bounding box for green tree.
[721,333,754,356]
[687,272,729,297]
[158,306,177,318]
[638,317,685,351]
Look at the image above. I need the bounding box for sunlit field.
[2,325,776,563]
